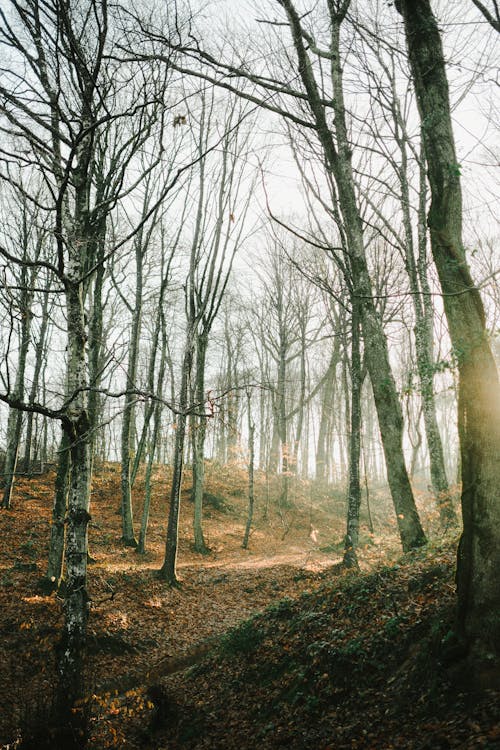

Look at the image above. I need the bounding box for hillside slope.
[2,464,497,749]
[141,546,500,750]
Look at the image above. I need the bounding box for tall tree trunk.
[397,0,500,665]
[2,265,33,508]
[56,273,92,724]
[159,333,194,585]
[87,229,106,472]
[416,149,457,525]
[393,89,456,525]
[258,381,267,471]
[2,407,24,509]
[242,390,255,549]
[277,332,291,508]
[268,407,281,475]
[343,300,362,569]
[119,239,143,548]
[137,310,168,555]
[316,345,339,483]
[42,431,71,591]
[192,334,210,553]
[290,320,307,473]
[282,0,426,551]
[23,285,51,474]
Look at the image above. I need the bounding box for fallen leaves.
[1,464,491,750]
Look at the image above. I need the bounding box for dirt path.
[187,547,336,572]
[89,550,340,700]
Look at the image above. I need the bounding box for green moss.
[219,617,264,656]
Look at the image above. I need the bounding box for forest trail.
[89,548,346,736]
[179,546,336,571]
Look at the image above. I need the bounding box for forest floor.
[0,462,498,749]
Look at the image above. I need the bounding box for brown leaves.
[1,464,492,750]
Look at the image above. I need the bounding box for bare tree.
[0,0,191,729]
[1,195,43,506]
[351,31,457,525]
[159,88,254,581]
[396,0,500,669]
[163,0,427,551]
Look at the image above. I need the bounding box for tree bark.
[87,228,106,471]
[23,283,51,475]
[343,299,362,569]
[119,236,144,548]
[242,390,255,549]
[1,264,33,508]
[397,0,500,665]
[56,273,92,721]
[316,344,340,483]
[137,309,168,555]
[159,334,193,585]
[280,1,426,550]
[391,84,456,525]
[42,431,71,590]
[192,334,210,553]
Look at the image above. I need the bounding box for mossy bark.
[397,0,500,664]
[281,0,426,551]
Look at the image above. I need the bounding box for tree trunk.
[159,334,193,585]
[2,265,33,508]
[42,431,71,590]
[56,273,92,723]
[282,1,426,552]
[23,285,50,474]
[137,311,167,555]
[343,300,362,569]
[397,0,500,665]
[192,334,210,553]
[330,24,426,551]
[394,92,456,525]
[87,230,106,472]
[119,239,143,548]
[242,390,255,549]
[416,150,457,525]
[316,345,339,483]
[2,408,23,509]
[290,320,307,473]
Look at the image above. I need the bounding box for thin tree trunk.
[23,286,51,474]
[281,2,425,551]
[159,335,193,585]
[88,229,106,473]
[314,5,426,551]
[192,334,210,553]
[2,263,33,508]
[242,390,255,549]
[394,92,456,525]
[343,300,362,569]
[119,238,143,548]
[137,311,168,555]
[316,345,339,483]
[290,320,307,473]
[416,149,457,525]
[42,431,71,591]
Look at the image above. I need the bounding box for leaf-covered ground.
[152,547,500,750]
[0,463,498,748]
